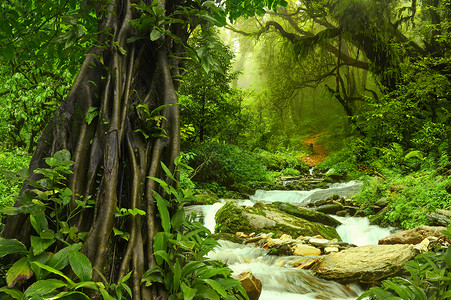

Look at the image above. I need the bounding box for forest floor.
[301,132,329,166]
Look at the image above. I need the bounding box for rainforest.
[0,0,450,299]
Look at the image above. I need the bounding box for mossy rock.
[189,192,219,205]
[273,202,342,227]
[209,233,244,244]
[215,202,252,234]
[215,201,341,240]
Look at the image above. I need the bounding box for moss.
[273,202,342,227]
[209,233,244,244]
[190,193,219,205]
[215,202,252,234]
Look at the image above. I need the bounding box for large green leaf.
[0,238,27,258]
[181,282,197,300]
[24,279,66,298]
[171,208,186,231]
[30,261,74,285]
[202,279,227,298]
[48,243,83,271]
[30,236,56,256]
[30,211,49,234]
[6,257,34,288]
[0,286,24,299]
[154,192,171,233]
[69,251,93,282]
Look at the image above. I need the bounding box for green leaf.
[24,279,66,297]
[195,285,219,300]
[181,261,203,278]
[0,286,24,299]
[30,261,75,285]
[153,250,172,266]
[99,287,116,300]
[153,232,171,265]
[150,28,163,41]
[85,107,99,125]
[48,243,83,272]
[173,259,181,293]
[161,162,176,182]
[69,251,93,282]
[148,177,170,193]
[29,252,50,281]
[0,238,27,258]
[181,282,197,300]
[54,149,72,163]
[445,246,451,269]
[48,291,91,299]
[202,279,227,298]
[154,192,171,233]
[171,208,186,230]
[6,257,34,288]
[30,211,49,234]
[30,236,56,256]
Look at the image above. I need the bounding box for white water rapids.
[186,181,397,299]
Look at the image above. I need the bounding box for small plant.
[142,160,248,299]
[0,150,116,299]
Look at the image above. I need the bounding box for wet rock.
[215,201,341,240]
[335,210,348,217]
[374,197,388,207]
[295,258,320,269]
[236,232,248,238]
[232,271,262,300]
[273,202,342,227]
[427,209,451,226]
[324,246,339,254]
[315,203,344,215]
[370,206,388,225]
[268,243,292,256]
[308,237,330,248]
[378,225,448,245]
[313,244,416,284]
[292,244,321,256]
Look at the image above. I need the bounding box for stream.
[186,181,397,299]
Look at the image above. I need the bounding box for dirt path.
[301,132,329,166]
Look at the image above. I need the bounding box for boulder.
[273,202,342,227]
[215,201,341,240]
[312,244,417,284]
[292,244,321,256]
[232,271,262,300]
[378,225,448,245]
[426,209,451,226]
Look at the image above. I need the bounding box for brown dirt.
[301,132,329,166]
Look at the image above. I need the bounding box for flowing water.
[186,181,396,299]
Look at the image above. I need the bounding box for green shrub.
[353,171,451,229]
[0,149,32,210]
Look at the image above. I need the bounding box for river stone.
[324,246,339,254]
[308,237,330,247]
[426,209,451,226]
[215,201,341,240]
[272,202,342,227]
[378,225,448,245]
[315,203,344,215]
[232,271,262,300]
[313,244,416,283]
[292,244,321,256]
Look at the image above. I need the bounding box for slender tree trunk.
[2,0,188,298]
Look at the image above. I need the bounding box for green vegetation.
[0,0,450,298]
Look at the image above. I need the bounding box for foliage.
[179,29,247,145]
[358,227,451,300]
[189,142,271,189]
[353,170,451,229]
[0,150,113,299]
[0,61,72,152]
[143,162,248,299]
[0,150,31,211]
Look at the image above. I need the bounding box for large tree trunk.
[2,0,188,298]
